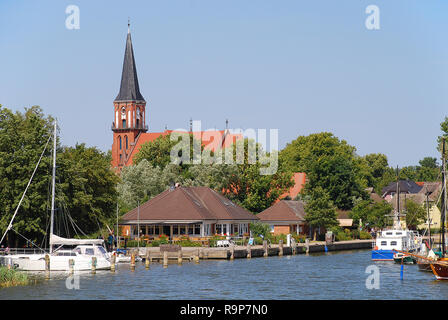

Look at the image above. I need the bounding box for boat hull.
[430,263,448,280]
[417,260,433,272]
[0,254,111,271]
[393,256,416,264]
[371,250,395,261]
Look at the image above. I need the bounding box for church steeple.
[112,23,148,170]
[114,22,145,103]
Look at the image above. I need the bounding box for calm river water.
[1,249,447,300]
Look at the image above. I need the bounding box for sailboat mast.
[116,202,119,250]
[49,120,57,254]
[442,137,446,256]
[426,186,432,249]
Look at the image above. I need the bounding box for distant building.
[382,180,423,199]
[385,181,442,230]
[119,186,258,239]
[257,200,308,235]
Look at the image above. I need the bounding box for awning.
[50,234,104,246]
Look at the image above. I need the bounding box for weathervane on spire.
[128,17,130,34]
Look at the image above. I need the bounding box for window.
[119,136,122,150]
[188,225,194,235]
[125,136,128,149]
[85,248,94,255]
[148,226,154,235]
[381,241,387,246]
[97,246,107,254]
[154,225,160,235]
[216,224,222,235]
[396,232,402,236]
[391,241,397,246]
[386,232,392,235]
[194,224,201,235]
[180,225,186,235]
[122,119,126,128]
[270,225,275,233]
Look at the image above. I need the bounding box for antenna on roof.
[189,118,193,132]
[226,119,229,131]
[165,124,168,131]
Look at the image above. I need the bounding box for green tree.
[280,132,367,210]
[350,199,392,230]
[404,199,426,230]
[222,139,293,213]
[57,143,119,236]
[0,105,54,247]
[303,186,339,240]
[126,136,292,214]
[0,105,118,246]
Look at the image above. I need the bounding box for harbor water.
[1,249,448,300]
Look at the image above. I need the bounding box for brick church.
[110,25,306,199]
[111,25,242,170]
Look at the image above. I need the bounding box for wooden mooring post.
[263,240,268,258]
[130,253,136,270]
[163,251,168,268]
[193,251,200,264]
[91,257,97,274]
[246,244,251,259]
[145,249,150,269]
[69,258,74,274]
[279,240,284,256]
[45,254,50,279]
[305,239,310,255]
[110,253,116,272]
[177,249,183,265]
[230,245,235,260]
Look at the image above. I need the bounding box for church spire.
[115,22,145,103]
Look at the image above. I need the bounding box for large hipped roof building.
[120,186,258,239]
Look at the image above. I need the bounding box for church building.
[111,25,242,170]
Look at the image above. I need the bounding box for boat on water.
[0,121,111,271]
[372,228,423,261]
[372,170,423,261]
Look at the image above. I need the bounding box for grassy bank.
[0,266,29,288]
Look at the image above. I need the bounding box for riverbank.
[0,266,29,288]
[132,239,373,261]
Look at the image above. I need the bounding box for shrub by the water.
[0,267,29,287]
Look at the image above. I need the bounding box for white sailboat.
[0,120,111,271]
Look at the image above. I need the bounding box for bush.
[126,240,148,247]
[0,267,28,287]
[291,233,306,243]
[267,233,287,244]
[249,222,271,239]
[150,234,170,247]
[359,231,372,240]
[174,236,202,247]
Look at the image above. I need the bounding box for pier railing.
[0,248,48,255]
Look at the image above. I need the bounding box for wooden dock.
[131,240,373,262]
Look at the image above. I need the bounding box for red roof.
[124,130,243,166]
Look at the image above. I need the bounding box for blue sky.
[1,0,447,167]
